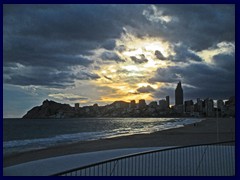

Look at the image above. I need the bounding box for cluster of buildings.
[172,82,235,117]
[24,81,234,119]
[128,96,169,111]
[74,81,235,118]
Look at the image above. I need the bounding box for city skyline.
[22,85,235,118]
[3,4,235,118]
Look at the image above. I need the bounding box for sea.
[3,117,204,156]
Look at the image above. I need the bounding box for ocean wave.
[3,118,204,154]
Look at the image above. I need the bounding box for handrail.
[51,140,235,176]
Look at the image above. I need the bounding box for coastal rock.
[22,99,74,119]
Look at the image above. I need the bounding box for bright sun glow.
[137,83,158,89]
[122,65,141,72]
[122,48,143,57]
[91,32,175,103]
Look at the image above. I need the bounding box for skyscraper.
[138,99,146,109]
[175,81,183,105]
[166,96,170,108]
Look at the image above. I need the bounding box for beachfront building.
[173,104,184,114]
[159,100,168,111]
[149,101,158,108]
[138,99,147,109]
[196,98,203,113]
[175,81,183,105]
[185,100,194,115]
[203,98,214,117]
[129,100,136,109]
[112,101,129,109]
[217,99,224,110]
[166,96,170,108]
[217,99,225,117]
[225,96,235,117]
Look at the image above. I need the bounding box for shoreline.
[5,116,204,119]
[3,118,235,167]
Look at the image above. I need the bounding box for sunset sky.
[3,4,235,118]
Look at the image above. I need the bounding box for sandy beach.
[3,118,235,167]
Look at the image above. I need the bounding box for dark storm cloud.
[148,67,181,83]
[3,4,148,88]
[147,4,235,51]
[100,51,124,62]
[116,45,126,53]
[3,4,147,44]
[169,44,203,62]
[150,53,235,100]
[101,39,117,50]
[140,4,234,65]
[137,85,155,93]
[4,66,100,88]
[103,75,113,81]
[75,71,100,80]
[153,86,175,103]
[4,69,74,88]
[212,54,235,70]
[155,50,167,60]
[130,54,148,64]
[3,5,121,41]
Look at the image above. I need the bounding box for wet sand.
[3,118,235,167]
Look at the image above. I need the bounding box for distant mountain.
[22,99,74,119]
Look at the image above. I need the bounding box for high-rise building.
[217,100,224,110]
[175,81,183,105]
[197,98,203,113]
[149,101,158,108]
[225,96,235,117]
[204,98,214,117]
[185,100,194,113]
[129,100,136,108]
[138,99,146,109]
[159,100,168,110]
[166,96,170,108]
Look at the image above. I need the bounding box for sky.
[3,4,235,118]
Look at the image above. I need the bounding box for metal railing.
[52,141,235,176]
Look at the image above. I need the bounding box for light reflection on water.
[3,118,204,155]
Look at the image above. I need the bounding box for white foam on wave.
[3,118,204,155]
